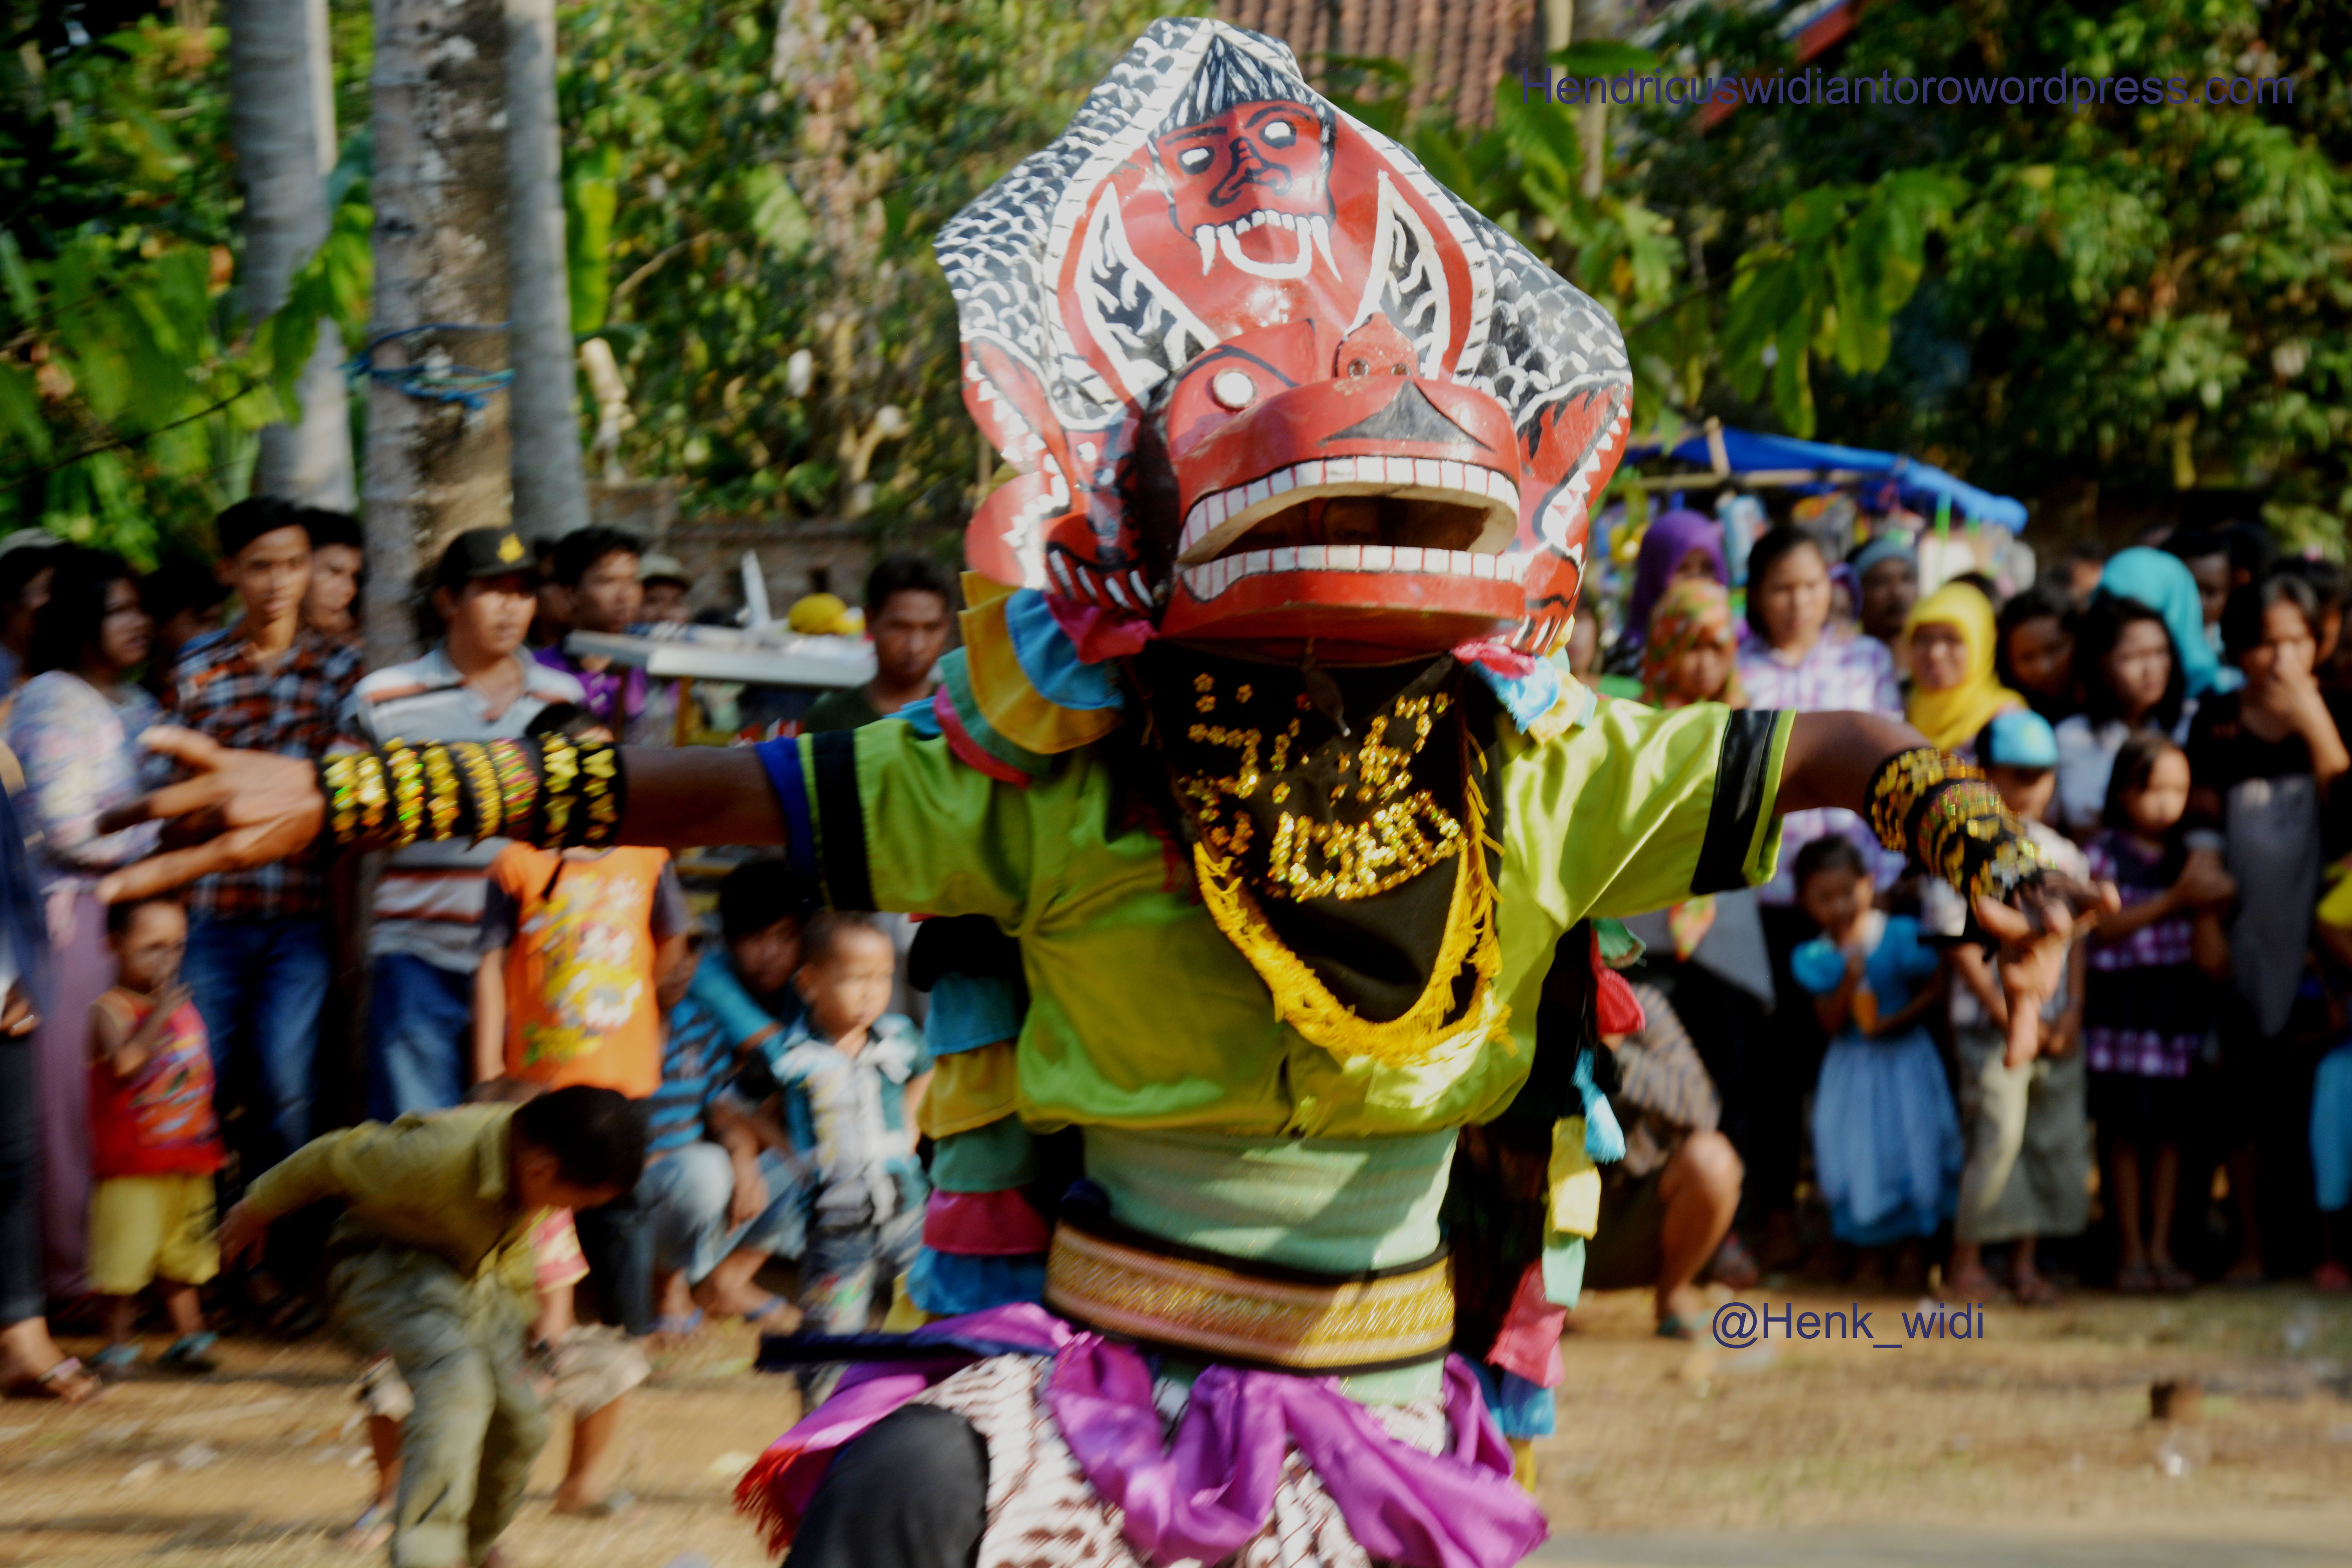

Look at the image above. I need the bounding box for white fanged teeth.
[1193,212,1341,282]
[1308,214,1339,278]
[1176,463,1526,564]
[1179,544,1539,600]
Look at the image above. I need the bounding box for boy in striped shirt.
[337,528,581,1118]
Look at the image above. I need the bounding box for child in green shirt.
[219,1085,647,1568]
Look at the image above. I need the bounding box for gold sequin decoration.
[1042,1223,1454,1371]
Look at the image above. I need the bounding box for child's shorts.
[87,1173,220,1296]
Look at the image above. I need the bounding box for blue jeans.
[367,954,473,1120]
[184,916,332,1162]
[637,1143,810,1286]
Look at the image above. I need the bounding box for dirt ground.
[3,1282,2348,1568]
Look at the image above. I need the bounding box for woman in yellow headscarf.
[1904,581,2025,751]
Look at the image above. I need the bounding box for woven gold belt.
[1041,1202,1455,1375]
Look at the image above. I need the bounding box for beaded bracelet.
[487,739,541,844]
[385,743,429,849]
[1866,746,2054,905]
[454,740,505,841]
[316,738,625,853]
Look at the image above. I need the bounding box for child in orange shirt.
[472,706,689,1340]
[471,838,689,1096]
[85,895,223,1376]
[470,705,688,1100]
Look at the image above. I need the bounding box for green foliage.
[0,2,373,562]
[1632,0,2352,530]
[1717,171,1965,436]
[564,143,619,334]
[564,0,1202,543]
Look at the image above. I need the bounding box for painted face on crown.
[938,20,1632,662]
[1150,100,1334,281]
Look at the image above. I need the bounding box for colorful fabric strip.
[1690,707,1791,895]
[1001,584,1124,713]
[938,651,1052,777]
[923,1188,1052,1256]
[930,685,1030,786]
[808,729,873,910]
[960,574,1124,755]
[930,1116,1038,1192]
[752,736,820,890]
[904,1249,1048,1317]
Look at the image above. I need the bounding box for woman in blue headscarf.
[2100,547,2242,698]
[1604,509,1725,677]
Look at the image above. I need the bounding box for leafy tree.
[564,0,1199,546]
[0,0,373,562]
[1630,0,2351,539]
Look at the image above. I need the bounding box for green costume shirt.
[772,699,1790,1143]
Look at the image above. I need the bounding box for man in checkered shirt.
[166,498,363,1176]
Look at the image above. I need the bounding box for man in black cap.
[335,528,586,1118]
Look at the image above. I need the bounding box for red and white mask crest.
[937,18,1632,657]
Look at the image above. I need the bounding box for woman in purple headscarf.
[1602,509,1726,677]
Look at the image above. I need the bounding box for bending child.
[218,1085,646,1568]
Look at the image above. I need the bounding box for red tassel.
[733,1443,816,1557]
[1591,928,1646,1035]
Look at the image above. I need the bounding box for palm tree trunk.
[361,0,512,668]
[503,0,590,543]
[227,0,356,509]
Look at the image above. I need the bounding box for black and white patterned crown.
[934,17,1629,452]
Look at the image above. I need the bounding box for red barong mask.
[938,19,1633,660]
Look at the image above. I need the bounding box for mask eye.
[1261,120,1296,147]
[1178,146,1213,174]
[1209,369,1256,410]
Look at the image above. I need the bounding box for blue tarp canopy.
[1625,426,2029,530]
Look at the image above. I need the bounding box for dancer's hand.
[95,728,324,904]
[1975,877,2116,1071]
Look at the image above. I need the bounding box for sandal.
[2314,1261,2351,1294]
[90,1343,141,1378]
[4,1354,101,1403]
[1656,1313,1704,1342]
[650,1309,704,1340]
[159,1331,220,1374]
[2113,1260,2156,1294]
[2151,1260,2197,1295]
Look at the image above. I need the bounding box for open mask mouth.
[1173,457,1525,601]
[1191,212,1340,279]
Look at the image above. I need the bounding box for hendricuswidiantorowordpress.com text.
[1525,65,2296,113]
